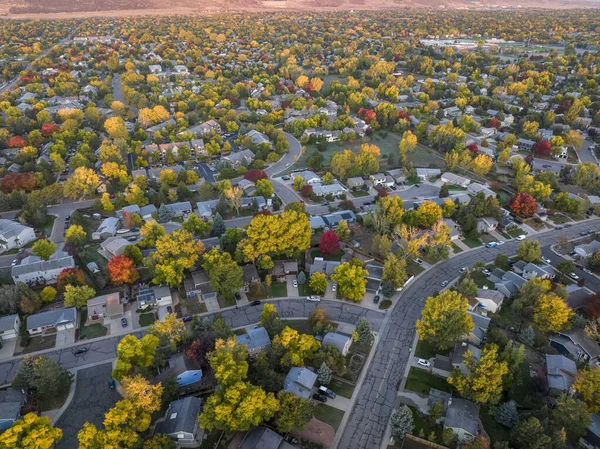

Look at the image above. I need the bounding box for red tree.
[0,172,37,193]
[466,143,479,154]
[585,292,600,319]
[244,169,267,182]
[186,335,215,370]
[57,268,86,291]
[489,181,501,191]
[338,199,356,211]
[556,99,572,114]
[5,136,26,148]
[510,192,537,217]
[487,118,502,129]
[320,230,341,255]
[41,123,60,137]
[533,140,551,157]
[107,256,139,285]
[301,185,313,197]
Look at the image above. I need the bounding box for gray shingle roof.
[283,367,317,399]
[0,314,18,333]
[155,396,201,436]
[12,254,74,277]
[239,426,297,449]
[237,327,271,350]
[445,398,479,436]
[322,332,351,353]
[26,307,77,330]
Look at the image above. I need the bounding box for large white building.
[11,251,75,286]
[0,219,36,252]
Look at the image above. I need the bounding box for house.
[0,314,20,340]
[452,342,481,375]
[295,170,321,185]
[322,332,352,356]
[86,293,124,324]
[472,288,505,314]
[443,218,461,241]
[140,204,158,220]
[0,219,36,252]
[416,168,441,181]
[116,205,141,220]
[156,353,203,391]
[580,414,600,449]
[441,173,470,187]
[387,169,406,185]
[100,236,130,258]
[323,210,356,227]
[476,217,498,234]
[428,388,452,414]
[309,216,326,230]
[312,182,346,197]
[242,264,260,291]
[432,354,453,378]
[494,271,527,299]
[272,260,299,280]
[443,106,462,118]
[522,263,556,280]
[444,398,480,441]
[244,129,271,147]
[370,173,387,186]
[464,311,491,346]
[467,183,495,198]
[196,200,219,219]
[518,138,536,151]
[155,397,203,448]
[309,258,341,277]
[566,285,592,311]
[549,328,600,364]
[347,177,365,190]
[137,285,172,309]
[365,264,383,293]
[166,201,193,217]
[12,252,75,285]
[545,354,577,396]
[0,401,21,432]
[237,327,271,357]
[94,217,119,240]
[283,367,317,399]
[26,307,77,335]
[575,240,600,258]
[222,149,255,167]
[238,426,298,449]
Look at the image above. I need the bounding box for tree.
[439,183,449,198]
[181,214,210,238]
[416,290,474,350]
[457,277,478,297]
[317,362,333,385]
[518,326,535,346]
[32,239,56,260]
[309,273,328,295]
[372,234,392,258]
[104,116,129,139]
[0,413,62,449]
[143,435,176,449]
[573,367,600,414]
[495,253,509,270]
[331,262,368,302]
[55,272,91,301]
[12,355,73,407]
[297,271,307,285]
[495,401,519,428]
[56,267,86,291]
[64,225,87,247]
[382,255,407,289]
[152,230,204,287]
[376,196,405,231]
[151,312,186,350]
[224,187,244,216]
[510,192,537,217]
[256,179,274,198]
[275,392,313,433]
[417,200,443,228]
[471,154,493,176]
[101,192,114,211]
[355,317,372,345]
[260,304,283,337]
[516,240,541,263]
[124,245,143,265]
[390,405,414,439]
[113,334,159,380]
[319,230,341,255]
[202,248,244,300]
[107,255,139,285]
[335,220,351,241]
[274,327,320,367]
[157,204,171,223]
[212,212,226,237]
[63,167,100,200]
[550,394,592,442]
[449,344,508,405]
[511,417,551,449]
[40,286,57,303]
[532,293,573,333]
[186,334,215,370]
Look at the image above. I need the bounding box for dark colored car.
[130,227,140,232]
[108,378,116,390]
[565,224,572,228]
[235,292,241,300]
[250,300,261,306]
[374,295,380,305]
[182,316,193,322]
[312,393,328,403]
[72,347,88,356]
[121,317,128,327]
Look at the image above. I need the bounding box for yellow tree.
[355,144,380,176]
[101,162,131,188]
[532,293,574,333]
[330,149,355,179]
[209,338,249,388]
[309,77,324,92]
[63,167,100,200]
[120,375,163,416]
[331,261,368,302]
[0,413,62,449]
[104,116,129,140]
[224,186,244,215]
[398,130,418,162]
[113,334,159,380]
[470,154,493,176]
[151,312,186,350]
[417,200,443,228]
[138,220,166,248]
[101,192,114,211]
[152,230,204,287]
[274,327,321,366]
[573,368,600,414]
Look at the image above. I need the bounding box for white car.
[583,268,593,275]
[307,296,321,302]
[414,258,423,265]
[497,241,505,246]
[569,272,580,280]
[481,268,491,276]
[117,229,130,234]
[11,259,18,266]
[417,359,431,368]
[541,256,551,264]
[293,279,298,288]
[441,280,449,287]
[516,235,526,241]
[459,267,467,274]
[332,283,337,292]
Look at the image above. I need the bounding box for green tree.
[12,355,73,407]
[316,362,333,385]
[511,417,551,449]
[275,392,313,433]
[212,212,226,236]
[40,286,57,303]
[32,239,56,260]
[457,277,478,297]
[63,285,96,308]
[202,248,244,300]
[516,240,541,263]
[495,401,519,428]
[260,304,283,337]
[550,394,591,442]
[355,317,372,345]
[309,272,328,295]
[390,405,414,439]
[124,245,143,265]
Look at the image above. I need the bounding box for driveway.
[55,363,121,449]
[55,329,76,348]
[108,310,132,336]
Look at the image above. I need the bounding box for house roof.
[283,367,317,399]
[12,253,74,277]
[310,259,341,277]
[26,307,77,330]
[558,328,600,359]
[322,332,351,353]
[323,210,356,227]
[165,201,192,213]
[468,311,491,342]
[0,219,33,240]
[87,293,123,318]
[365,264,383,280]
[242,264,259,282]
[453,342,481,367]
[445,398,479,436]
[475,288,505,304]
[239,426,297,449]
[567,285,591,310]
[237,327,271,350]
[155,397,202,436]
[428,388,452,414]
[100,236,129,256]
[295,170,320,182]
[0,314,18,333]
[0,402,21,431]
[546,354,577,392]
[433,354,452,372]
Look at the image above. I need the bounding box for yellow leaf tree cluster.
[273,327,321,366]
[113,334,159,380]
[151,230,204,287]
[331,261,368,302]
[0,413,62,449]
[151,312,186,350]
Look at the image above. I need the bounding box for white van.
[307,296,321,302]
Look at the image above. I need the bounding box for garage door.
[1,333,16,340]
[65,323,75,329]
[57,324,66,331]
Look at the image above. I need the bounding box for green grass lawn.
[179,295,208,315]
[451,242,463,253]
[271,282,288,298]
[405,367,452,395]
[351,190,369,197]
[79,244,109,272]
[78,309,108,340]
[314,404,345,431]
[469,270,495,289]
[40,215,56,238]
[496,191,511,206]
[480,408,510,444]
[508,228,526,238]
[281,319,315,334]
[463,236,483,248]
[498,230,512,239]
[415,340,450,359]
[23,335,57,354]
[217,296,236,308]
[407,260,425,276]
[139,313,156,327]
[328,377,356,399]
[298,283,315,297]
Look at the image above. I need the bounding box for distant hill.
[1,0,598,17]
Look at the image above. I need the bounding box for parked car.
[130,227,140,232]
[417,359,431,368]
[481,268,491,276]
[580,231,588,236]
[497,241,505,246]
[182,316,193,323]
[569,273,580,280]
[250,300,261,306]
[588,229,595,235]
[127,236,137,242]
[414,258,423,265]
[565,224,572,228]
[320,202,330,206]
[235,292,241,300]
[319,386,336,399]
[121,317,128,327]
[11,259,18,266]
[541,256,551,264]
[332,283,337,292]
[307,296,321,302]
[108,379,116,390]
[486,242,497,248]
[72,347,88,356]
[414,184,421,188]
[516,235,527,241]
[441,280,449,287]
[293,279,298,288]
[459,267,467,273]
[583,268,593,274]
[312,393,328,403]
[374,295,380,304]
[282,175,291,181]
[555,225,563,230]
[17,248,24,254]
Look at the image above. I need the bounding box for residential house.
[494,271,527,298]
[432,354,453,378]
[549,328,600,364]
[238,179,257,196]
[444,399,480,441]
[0,219,36,252]
[365,264,383,293]
[323,210,356,227]
[387,169,406,185]
[0,314,20,340]
[116,205,141,220]
[196,200,219,220]
[580,414,600,449]
[100,236,130,258]
[26,307,77,335]
[0,401,21,432]
[476,217,498,234]
[154,397,203,448]
[452,342,481,375]
[427,388,452,415]
[283,367,317,399]
[443,218,461,241]
[237,327,271,358]
[463,312,491,346]
[86,293,124,324]
[12,252,75,285]
[545,354,577,396]
[566,285,592,311]
[522,263,556,280]
[222,149,255,167]
[441,173,471,187]
[140,205,158,220]
[166,201,193,217]
[472,288,505,314]
[244,129,270,147]
[238,426,298,449]
[575,240,600,258]
[309,215,326,230]
[322,332,352,356]
[347,177,365,190]
[295,170,321,185]
[467,183,495,198]
[242,264,260,291]
[312,182,347,197]
[137,286,172,309]
[309,258,341,277]
[370,173,387,186]
[94,217,119,240]
[272,260,299,281]
[157,353,203,391]
[443,106,462,118]
[416,168,441,181]
[518,138,536,151]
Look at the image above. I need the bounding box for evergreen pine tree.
[439,183,449,198]
[317,362,333,385]
[495,401,519,428]
[390,405,414,439]
[212,212,225,236]
[297,271,307,285]
[157,204,171,223]
[355,317,372,345]
[518,326,535,346]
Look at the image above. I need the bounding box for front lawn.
[328,377,356,399]
[314,404,345,431]
[405,367,452,395]
[298,283,315,297]
[217,296,236,308]
[271,282,288,298]
[451,243,463,254]
[507,228,526,238]
[469,270,495,289]
[463,236,483,248]
[415,339,450,359]
[179,294,208,315]
[351,190,369,198]
[406,260,425,276]
[139,312,156,327]
[23,335,56,354]
[78,309,108,340]
[40,215,56,238]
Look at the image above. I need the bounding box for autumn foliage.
[510,192,537,217]
[57,268,86,291]
[585,292,600,319]
[533,140,552,157]
[0,172,37,193]
[244,169,267,182]
[301,185,313,197]
[5,136,26,148]
[107,256,139,285]
[319,230,341,255]
[41,123,60,137]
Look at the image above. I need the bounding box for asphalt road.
[0,298,384,386]
[540,238,600,292]
[578,140,599,164]
[338,218,600,449]
[112,73,138,115]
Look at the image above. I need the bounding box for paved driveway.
[55,363,121,449]
[55,329,76,348]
